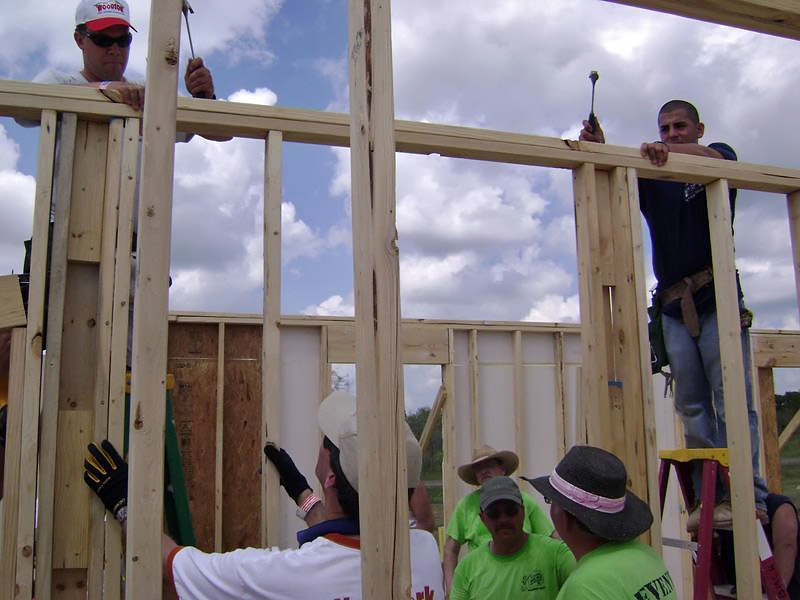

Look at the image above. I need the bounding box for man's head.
[457,445,519,486]
[74,1,136,82]
[657,99,705,145]
[479,476,526,547]
[523,445,653,547]
[316,391,422,520]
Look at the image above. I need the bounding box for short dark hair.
[324,436,360,521]
[658,100,700,125]
[75,24,88,36]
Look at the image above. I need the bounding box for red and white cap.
[75,0,137,32]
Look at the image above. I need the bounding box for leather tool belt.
[658,267,713,338]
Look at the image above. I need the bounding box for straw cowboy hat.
[522,445,653,541]
[457,445,519,486]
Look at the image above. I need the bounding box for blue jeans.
[662,311,768,509]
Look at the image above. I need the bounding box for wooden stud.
[67,121,109,263]
[3,82,800,193]
[16,109,57,600]
[0,276,25,329]
[1,329,26,600]
[789,191,800,327]
[349,1,409,595]
[442,333,458,525]
[553,332,567,458]
[513,331,525,474]
[215,323,225,552]
[600,0,800,42]
[779,407,800,450]
[707,178,760,599]
[623,168,661,549]
[753,332,800,368]
[34,112,77,600]
[326,323,449,365]
[262,129,283,547]
[573,163,613,450]
[419,385,446,454]
[126,1,182,595]
[319,325,331,398]
[469,329,480,449]
[758,368,781,492]
[102,116,139,600]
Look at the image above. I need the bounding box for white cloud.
[228,87,278,106]
[304,293,354,316]
[524,294,580,323]
[0,124,34,274]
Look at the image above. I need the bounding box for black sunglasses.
[485,503,521,520]
[86,31,133,48]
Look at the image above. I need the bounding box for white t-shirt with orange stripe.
[169,528,444,600]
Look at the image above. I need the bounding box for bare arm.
[772,503,798,586]
[639,141,723,167]
[443,536,462,594]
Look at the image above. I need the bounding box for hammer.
[587,71,599,133]
[182,0,196,59]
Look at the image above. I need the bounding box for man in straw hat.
[83,391,444,599]
[451,476,574,599]
[444,445,554,592]
[524,445,676,599]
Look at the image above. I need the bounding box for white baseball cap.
[318,390,422,493]
[76,0,137,32]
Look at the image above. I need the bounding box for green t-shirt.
[555,540,676,600]
[451,533,575,600]
[446,490,554,551]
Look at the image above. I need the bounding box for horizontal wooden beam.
[0,275,26,329]
[751,330,800,368]
[2,81,800,194]
[602,0,800,42]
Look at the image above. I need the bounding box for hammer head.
[182,0,194,15]
[589,71,599,85]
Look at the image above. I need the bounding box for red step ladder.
[658,448,788,600]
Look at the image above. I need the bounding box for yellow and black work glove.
[83,440,128,522]
[264,443,310,503]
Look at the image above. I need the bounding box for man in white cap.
[444,445,554,592]
[83,391,445,599]
[34,0,218,111]
[451,476,574,600]
[524,445,676,599]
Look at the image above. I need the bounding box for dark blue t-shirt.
[638,142,738,318]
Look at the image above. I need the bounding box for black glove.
[83,440,128,520]
[264,443,310,503]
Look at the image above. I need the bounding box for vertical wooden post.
[468,329,479,449]
[15,109,57,600]
[512,331,525,474]
[84,118,125,600]
[442,332,458,525]
[573,163,612,450]
[215,323,226,552]
[1,328,26,600]
[34,113,77,600]
[553,332,567,458]
[789,191,800,326]
[758,367,781,492]
[126,0,182,595]
[623,168,661,548]
[103,116,140,600]
[348,0,409,595]
[262,130,283,546]
[706,178,760,599]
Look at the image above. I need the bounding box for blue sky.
[1,0,800,402]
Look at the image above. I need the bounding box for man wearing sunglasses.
[34,0,216,113]
[450,476,575,599]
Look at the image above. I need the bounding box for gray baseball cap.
[479,475,523,511]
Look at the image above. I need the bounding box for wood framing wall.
[3,1,800,596]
